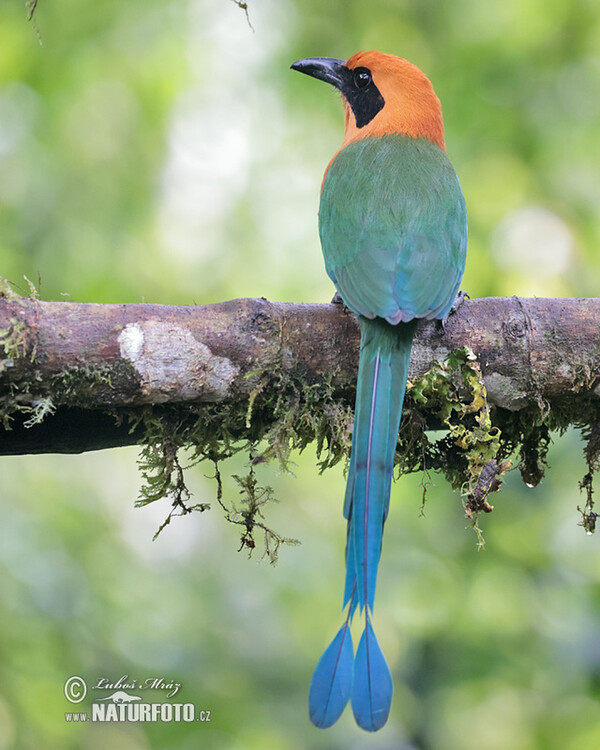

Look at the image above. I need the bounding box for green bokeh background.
[1,1,600,748]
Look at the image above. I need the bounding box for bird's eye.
[353,68,372,89]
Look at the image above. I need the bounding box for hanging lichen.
[131,346,534,554]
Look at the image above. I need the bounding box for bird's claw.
[441,290,469,333]
[331,291,352,313]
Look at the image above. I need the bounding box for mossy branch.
[3,290,600,546]
[1,294,600,456]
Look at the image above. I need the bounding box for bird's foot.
[441,290,469,333]
[331,291,352,314]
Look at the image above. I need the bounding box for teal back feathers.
[320,135,466,325]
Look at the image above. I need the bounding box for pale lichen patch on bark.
[484,372,529,411]
[118,321,239,403]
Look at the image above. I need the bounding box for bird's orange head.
[291,50,445,151]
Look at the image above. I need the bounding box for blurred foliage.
[1,0,600,748]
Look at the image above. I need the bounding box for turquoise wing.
[319,135,467,323]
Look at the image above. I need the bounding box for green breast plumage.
[319,134,467,324]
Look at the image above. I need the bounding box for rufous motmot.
[291,50,467,732]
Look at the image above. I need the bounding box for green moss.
[0,309,129,427]
[217,464,300,564]
[0,278,22,301]
[0,318,29,367]
[0,316,33,428]
[130,343,600,554]
[132,369,353,558]
[402,347,505,544]
[51,364,115,402]
[132,348,500,551]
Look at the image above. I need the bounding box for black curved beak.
[290,57,348,91]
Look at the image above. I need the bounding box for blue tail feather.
[309,588,356,728]
[351,615,393,732]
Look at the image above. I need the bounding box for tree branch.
[1,295,599,454]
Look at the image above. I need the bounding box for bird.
[291,51,467,732]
